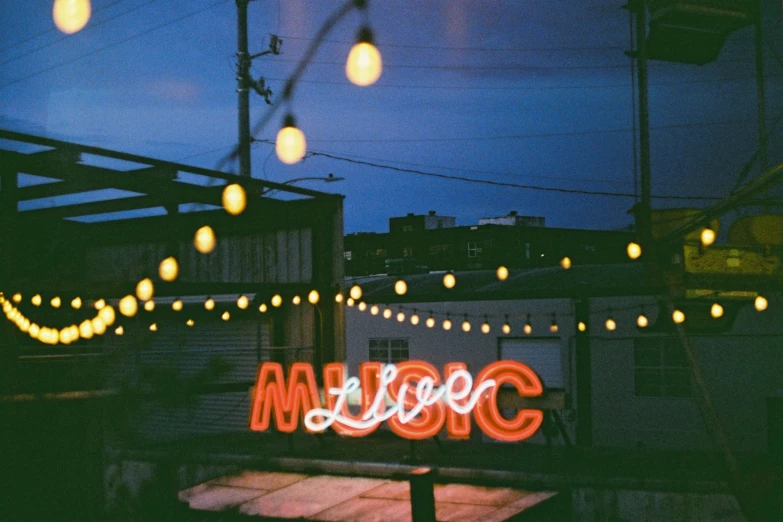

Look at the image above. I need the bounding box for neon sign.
[249,360,544,442]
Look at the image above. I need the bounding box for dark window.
[369,338,409,363]
[467,241,482,258]
[633,338,691,398]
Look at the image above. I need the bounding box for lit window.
[344,251,353,261]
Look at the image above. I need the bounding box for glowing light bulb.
[79,320,93,339]
[358,301,367,312]
[144,300,155,312]
[411,314,420,325]
[29,323,40,339]
[119,295,137,317]
[502,322,511,335]
[637,314,649,328]
[186,319,195,327]
[701,227,716,247]
[370,305,379,315]
[308,290,320,305]
[91,317,107,335]
[755,295,768,312]
[550,319,559,333]
[605,317,616,331]
[710,303,724,318]
[397,312,405,322]
[194,225,216,254]
[31,294,42,306]
[426,316,435,328]
[349,285,363,300]
[259,303,268,313]
[158,257,179,282]
[59,327,72,345]
[237,295,249,310]
[560,257,572,270]
[276,115,306,164]
[98,305,116,326]
[577,321,586,332]
[12,293,22,303]
[481,322,491,334]
[383,308,392,319]
[292,295,301,305]
[496,266,508,281]
[271,294,282,308]
[50,296,61,308]
[443,318,452,331]
[149,323,157,332]
[394,280,407,295]
[627,242,642,260]
[136,278,154,301]
[672,309,685,324]
[53,0,91,34]
[204,298,215,311]
[115,326,124,336]
[346,298,355,307]
[222,311,230,321]
[461,319,471,332]
[172,299,183,312]
[95,298,106,310]
[346,28,382,86]
[335,293,344,303]
[443,273,456,289]
[222,184,247,215]
[71,296,82,309]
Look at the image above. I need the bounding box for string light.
[347,297,355,307]
[396,311,405,322]
[115,325,124,336]
[358,301,367,312]
[98,305,116,326]
[91,317,107,335]
[194,225,216,254]
[144,300,155,312]
[119,295,138,317]
[335,293,344,303]
[481,316,491,334]
[259,303,268,313]
[605,316,617,331]
[410,311,420,325]
[700,227,716,247]
[222,184,247,215]
[31,294,41,306]
[186,318,195,327]
[383,307,392,319]
[276,114,307,165]
[672,309,685,324]
[346,27,382,86]
[271,294,283,308]
[496,266,508,281]
[292,295,302,305]
[426,315,436,328]
[172,299,183,312]
[710,303,724,318]
[12,293,21,303]
[443,272,456,289]
[50,296,61,308]
[136,278,154,301]
[755,295,768,312]
[550,313,559,333]
[637,312,649,328]
[349,285,363,300]
[94,298,106,310]
[577,321,586,332]
[308,290,320,305]
[394,280,407,295]
[71,297,82,309]
[53,0,91,34]
[443,315,453,331]
[524,314,532,335]
[370,305,379,315]
[461,316,471,332]
[149,323,158,332]
[205,297,215,311]
[79,320,94,339]
[502,315,511,335]
[627,242,642,260]
[560,257,572,270]
[158,257,179,282]
[222,311,230,321]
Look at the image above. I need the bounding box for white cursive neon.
[304,364,496,432]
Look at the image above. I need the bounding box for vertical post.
[409,467,436,522]
[634,0,652,249]
[236,0,252,178]
[574,297,592,447]
[754,4,768,174]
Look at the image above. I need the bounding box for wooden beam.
[18,194,166,221]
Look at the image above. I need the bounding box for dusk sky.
[1,0,781,233]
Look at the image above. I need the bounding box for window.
[369,338,409,364]
[402,225,414,232]
[403,246,414,258]
[343,250,352,261]
[467,241,482,258]
[633,338,691,398]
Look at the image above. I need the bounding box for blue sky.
[1,0,781,233]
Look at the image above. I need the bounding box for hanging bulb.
[335,293,344,303]
[186,318,195,327]
[222,311,230,321]
[496,266,508,281]
[235,295,249,310]
[700,227,716,247]
[91,317,107,335]
[50,296,61,308]
[172,299,183,312]
[426,316,435,328]
[204,297,215,311]
[271,294,283,308]
[12,293,22,303]
[115,325,124,336]
[358,301,367,312]
[710,303,724,318]
[481,317,491,334]
[461,317,471,332]
[394,280,407,295]
[149,323,158,332]
[383,308,392,319]
[194,225,216,254]
[396,311,405,322]
[222,184,247,216]
[29,323,40,339]
[523,314,532,335]
[292,295,301,306]
[308,290,320,305]
[144,300,155,312]
[410,312,420,325]
[276,114,307,164]
[31,294,42,306]
[349,285,363,300]
[370,305,379,315]
[577,321,586,332]
[755,295,768,312]
[346,27,382,86]
[637,313,649,328]
[94,298,106,310]
[605,316,617,331]
[560,257,572,270]
[550,314,559,333]
[158,257,179,282]
[346,297,355,307]
[119,295,138,317]
[79,320,94,339]
[627,242,642,260]
[71,297,82,309]
[99,305,115,326]
[672,309,685,324]
[443,317,453,330]
[136,278,154,301]
[53,0,91,34]
[443,272,456,289]
[259,303,268,313]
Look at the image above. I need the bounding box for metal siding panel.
[277,231,288,283]
[300,227,312,283]
[500,339,564,389]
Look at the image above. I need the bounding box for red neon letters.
[249,360,544,442]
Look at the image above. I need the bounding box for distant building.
[344,211,633,276]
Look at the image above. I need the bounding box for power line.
[0,0,160,69]
[0,0,130,54]
[0,0,231,91]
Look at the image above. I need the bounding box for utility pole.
[236,0,279,178]
[753,3,768,174]
[633,0,652,249]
